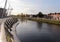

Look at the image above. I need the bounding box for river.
[16,19,60,42]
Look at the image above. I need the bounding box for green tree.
[37,12,44,18]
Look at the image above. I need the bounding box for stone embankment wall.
[4,17,18,42]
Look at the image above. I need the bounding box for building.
[48,13,60,20]
[0,8,7,18]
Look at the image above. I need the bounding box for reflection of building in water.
[0,8,7,18]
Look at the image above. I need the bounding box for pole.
[2,0,7,18]
[4,0,7,9]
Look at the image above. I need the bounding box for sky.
[0,0,60,15]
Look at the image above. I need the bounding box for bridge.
[0,17,20,42]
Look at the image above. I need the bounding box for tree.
[37,12,44,18]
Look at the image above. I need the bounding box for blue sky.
[0,0,60,15]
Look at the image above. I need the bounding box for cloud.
[9,0,42,14]
[0,0,60,15]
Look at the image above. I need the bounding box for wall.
[1,17,18,42]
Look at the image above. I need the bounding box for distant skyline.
[0,0,60,15]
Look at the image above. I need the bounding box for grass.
[27,17,60,25]
[16,16,60,25]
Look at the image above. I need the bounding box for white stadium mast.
[2,0,7,18]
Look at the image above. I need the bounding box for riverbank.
[11,20,20,42]
[2,17,18,42]
[27,17,60,25]
[0,18,10,42]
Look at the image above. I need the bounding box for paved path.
[0,32,2,42]
[0,19,4,42]
[0,18,8,42]
[0,18,19,42]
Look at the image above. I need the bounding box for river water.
[16,19,60,42]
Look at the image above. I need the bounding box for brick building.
[48,13,60,20]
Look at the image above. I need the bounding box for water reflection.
[16,19,60,42]
[37,22,42,29]
[20,19,27,23]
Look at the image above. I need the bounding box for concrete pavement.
[0,18,19,42]
[0,18,8,42]
[0,19,4,42]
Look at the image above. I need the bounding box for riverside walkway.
[0,18,12,42]
[0,17,19,42]
[0,25,1,42]
[0,19,5,42]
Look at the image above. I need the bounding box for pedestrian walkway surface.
[0,19,7,42]
[0,32,2,42]
[0,19,3,42]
